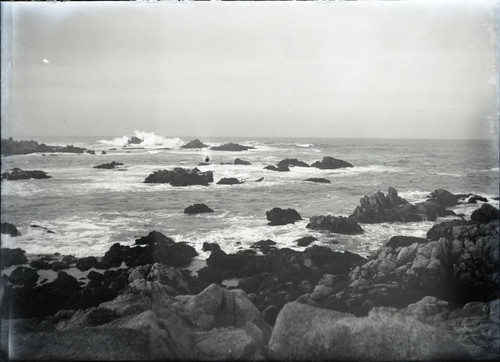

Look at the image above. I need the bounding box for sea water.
[1,132,498,265]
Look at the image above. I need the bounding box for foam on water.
[98,131,185,149]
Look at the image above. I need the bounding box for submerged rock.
[184,203,215,214]
[181,139,208,149]
[307,215,363,235]
[266,208,302,226]
[1,222,20,236]
[311,156,353,169]
[269,301,469,360]
[1,168,51,180]
[93,161,123,169]
[211,143,255,151]
[144,167,213,186]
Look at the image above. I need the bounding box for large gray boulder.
[268,301,470,360]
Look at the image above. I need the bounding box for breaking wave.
[98,131,185,149]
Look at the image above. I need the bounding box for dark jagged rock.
[181,139,208,149]
[471,204,499,223]
[101,151,107,155]
[385,235,429,248]
[76,256,99,271]
[0,248,28,268]
[234,158,251,165]
[307,215,364,235]
[93,161,123,169]
[428,188,468,207]
[251,239,277,254]
[202,242,221,252]
[426,219,472,241]
[1,168,51,180]
[29,260,51,270]
[135,231,175,246]
[87,270,104,282]
[144,167,213,186]
[216,177,243,185]
[266,207,302,226]
[9,266,38,287]
[1,222,20,236]
[264,165,290,172]
[350,187,442,223]
[304,178,331,183]
[50,261,70,271]
[276,158,309,168]
[210,143,255,151]
[255,177,264,182]
[184,203,214,214]
[296,236,317,247]
[1,138,88,156]
[311,156,353,169]
[127,136,142,145]
[468,195,488,203]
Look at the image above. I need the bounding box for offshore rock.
[311,156,353,169]
[306,215,364,235]
[234,158,251,165]
[295,236,317,247]
[429,188,468,207]
[304,178,331,183]
[276,158,309,168]
[93,161,123,169]
[264,165,289,172]
[266,207,302,226]
[127,136,142,144]
[184,203,214,214]
[217,177,244,185]
[1,222,21,237]
[211,143,255,151]
[1,168,51,181]
[269,301,469,360]
[471,203,499,223]
[181,139,208,149]
[144,167,213,186]
[135,231,175,246]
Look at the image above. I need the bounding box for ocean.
[1,132,499,268]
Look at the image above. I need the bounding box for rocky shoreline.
[1,188,499,360]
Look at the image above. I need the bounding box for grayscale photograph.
[1,0,499,360]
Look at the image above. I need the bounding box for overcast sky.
[1,1,498,139]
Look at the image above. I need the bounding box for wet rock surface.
[181,139,208,149]
[1,168,51,180]
[266,208,302,226]
[307,215,364,234]
[184,203,215,214]
[1,222,21,237]
[144,167,213,186]
[311,156,353,169]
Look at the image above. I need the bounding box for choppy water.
[1,132,498,263]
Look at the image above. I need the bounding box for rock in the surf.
[93,161,123,169]
[1,222,21,236]
[311,156,353,169]
[471,203,499,223]
[127,136,142,145]
[1,168,51,180]
[306,215,363,235]
[234,158,251,165]
[276,158,309,168]
[216,177,243,185]
[295,236,317,247]
[210,143,255,151]
[266,208,302,226]
[264,165,289,172]
[144,167,213,186]
[304,178,331,183]
[184,203,215,214]
[181,139,208,149]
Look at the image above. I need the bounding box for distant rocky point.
[1,138,91,156]
[211,143,255,152]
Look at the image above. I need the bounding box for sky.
[1,0,499,140]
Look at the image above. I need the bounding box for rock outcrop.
[93,161,123,169]
[234,158,251,165]
[211,143,255,152]
[181,139,208,149]
[307,215,364,235]
[1,222,20,236]
[1,138,88,156]
[311,156,353,169]
[1,168,51,181]
[269,301,469,360]
[266,208,302,226]
[276,158,309,168]
[184,203,214,214]
[304,178,331,183]
[217,177,243,185]
[144,167,213,186]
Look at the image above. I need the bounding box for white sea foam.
[399,190,431,203]
[98,131,185,149]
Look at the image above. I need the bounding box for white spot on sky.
[43,58,49,63]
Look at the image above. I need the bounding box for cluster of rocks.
[93,161,123,169]
[211,143,255,152]
[264,156,353,173]
[144,167,213,186]
[1,138,92,156]
[1,168,51,181]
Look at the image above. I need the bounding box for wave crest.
[98,131,185,149]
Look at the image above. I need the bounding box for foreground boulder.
[184,203,214,214]
[144,167,213,186]
[0,248,28,268]
[1,222,20,236]
[268,301,469,360]
[266,208,302,226]
[307,215,363,235]
[211,143,255,152]
[1,168,51,180]
[93,161,123,169]
[471,203,499,223]
[181,139,208,149]
[311,156,353,169]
